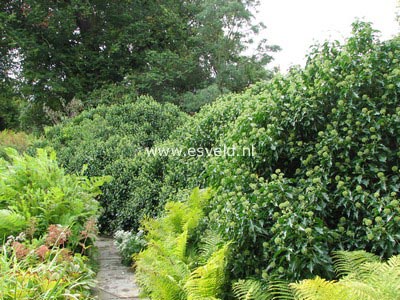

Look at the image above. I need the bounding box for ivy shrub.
[204,22,400,280]
[124,21,400,284]
[38,94,188,232]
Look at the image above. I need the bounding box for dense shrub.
[112,88,251,233]
[38,21,400,287]
[204,22,400,280]
[127,21,400,285]
[38,95,188,232]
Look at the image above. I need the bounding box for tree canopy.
[1,0,278,129]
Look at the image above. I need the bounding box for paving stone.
[93,237,141,300]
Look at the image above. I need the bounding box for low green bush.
[37,95,188,232]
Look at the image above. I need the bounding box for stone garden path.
[94,236,141,300]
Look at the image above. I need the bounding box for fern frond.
[355,256,400,299]
[188,187,213,209]
[174,228,188,260]
[198,230,225,264]
[332,250,379,277]
[267,280,295,300]
[135,249,190,300]
[339,279,377,300]
[185,243,229,300]
[233,279,270,300]
[0,209,27,238]
[386,254,400,269]
[290,276,345,300]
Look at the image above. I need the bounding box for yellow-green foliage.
[291,251,400,300]
[135,188,229,300]
[233,279,270,300]
[185,244,229,300]
[0,147,110,242]
[233,251,400,300]
[0,210,27,238]
[0,245,95,299]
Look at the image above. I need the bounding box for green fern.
[332,250,379,277]
[234,251,400,300]
[290,276,347,300]
[268,280,295,300]
[0,209,27,238]
[233,279,270,300]
[344,255,400,300]
[135,188,230,300]
[135,245,191,299]
[197,230,225,264]
[291,252,400,300]
[174,227,189,260]
[185,244,229,300]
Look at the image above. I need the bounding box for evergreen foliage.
[0,0,277,129]
[37,95,187,232]
[101,21,400,282]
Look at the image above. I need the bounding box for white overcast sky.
[254,0,399,72]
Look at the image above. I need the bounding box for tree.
[0,6,20,130]
[1,0,278,129]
